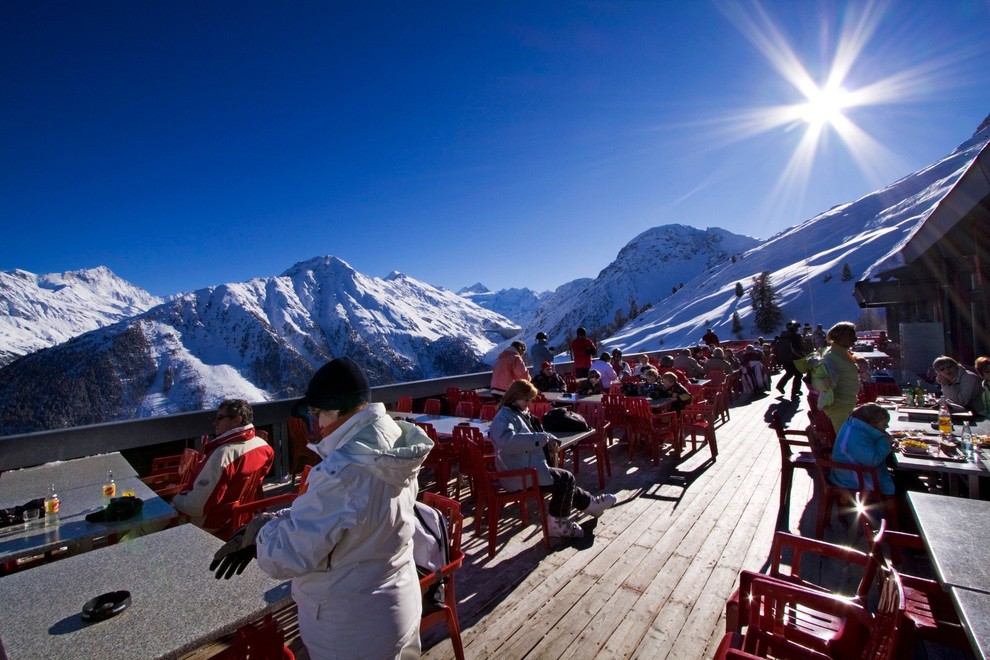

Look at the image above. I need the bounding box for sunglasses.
[935,365,956,373]
[215,413,235,421]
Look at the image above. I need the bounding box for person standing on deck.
[491,341,530,398]
[813,322,861,432]
[530,332,554,377]
[570,327,597,378]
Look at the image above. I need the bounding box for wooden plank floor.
[419,385,821,660]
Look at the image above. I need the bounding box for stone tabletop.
[951,587,990,660]
[0,476,176,564]
[907,492,990,594]
[0,524,292,660]
[0,453,138,506]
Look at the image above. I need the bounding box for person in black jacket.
[775,321,806,398]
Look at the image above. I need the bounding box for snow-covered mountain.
[606,121,990,352]
[0,266,162,366]
[457,283,548,328]
[518,226,760,348]
[0,257,514,434]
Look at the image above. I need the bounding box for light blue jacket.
[490,404,556,490]
[829,416,894,495]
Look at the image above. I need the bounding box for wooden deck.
[417,387,821,660]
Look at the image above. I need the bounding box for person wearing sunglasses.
[173,399,274,532]
[976,357,990,418]
[932,356,987,416]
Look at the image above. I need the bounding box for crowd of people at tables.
[168,320,990,658]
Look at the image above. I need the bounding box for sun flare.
[799,84,852,127]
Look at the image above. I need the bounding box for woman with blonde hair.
[812,322,861,432]
[489,380,615,538]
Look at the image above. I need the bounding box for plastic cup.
[22,508,40,526]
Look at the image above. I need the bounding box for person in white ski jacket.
[250,358,433,659]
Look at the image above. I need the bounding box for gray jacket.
[489,404,556,490]
[529,340,554,376]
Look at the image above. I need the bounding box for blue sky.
[2,1,989,298]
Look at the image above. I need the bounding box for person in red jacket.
[173,399,274,533]
[491,341,530,397]
[570,327,597,378]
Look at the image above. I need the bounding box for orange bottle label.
[45,498,59,514]
[103,483,116,498]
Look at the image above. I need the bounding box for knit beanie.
[302,357,372,411]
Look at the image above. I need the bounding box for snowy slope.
[606,123,990,352]
[517,226,760,348]
[457,282,548,328]
[0,266,161,366]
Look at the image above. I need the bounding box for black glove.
[210,545,256,579]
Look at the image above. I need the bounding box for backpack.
[541,407,591,432]
[413,500,450,614]
[793,349,822,375]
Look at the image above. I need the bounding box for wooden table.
[0,524,291,660]
[0,476,176,565]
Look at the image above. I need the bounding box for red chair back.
[395,396,414,413]
[424,398,443,415]
[453,400,475,419]
[528,401,552,420]
[479,404,498,421]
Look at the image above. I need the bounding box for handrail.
[0,371,495,473]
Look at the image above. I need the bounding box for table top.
[0,524,292,660]
[389,412,491,438]
[951,587,990,660]
[0,453,138,506]
[0,476,176,564]
[907,492,990,594]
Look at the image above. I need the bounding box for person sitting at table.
[245,358,433,658]
[577,370,604,395]
[704,348,734,377]
[491,340,530,398]
[829,403,894,496]
[529,331,554,377]
[654,372,693,411]
[490,380,615,538]
[532,361,567,393]
[723,348,741,371]
[570,327,597,378]
[610,349,632,379]
[172,399,274,533]
[875,331,890,352]
[976,356,990,418]
[590,351,619,389]
[933,356,987,416]
[632,354,652,378]
[672,348,705,379]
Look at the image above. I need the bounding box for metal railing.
[0,371,495,474]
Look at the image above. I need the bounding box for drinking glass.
[22,508,40,527]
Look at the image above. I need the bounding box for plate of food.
[899,439,931,456]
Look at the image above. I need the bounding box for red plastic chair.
[228,465,313,532]
[576,402,612,489]
[528,400,551,421]
[450,425,487,500]
[864,520,970,655]
[769,410,816,531]
[423,398,443,415]
[679,402,719,458]
[807,406,837,449]
[211,614,294,659]
[478,404,498,422]
[141,448,203,499]
[418,493,466,660]
[417,422,456,497]
[704,384,730,422]
[453,400,475,419]
[395,395,414,413]
[626,397,680,462]
[725,530,874,635]
[461,436,549,558]
[215,468,269,540]
[601,393,629,444]
[288,416,318,481]
[445,387,462,412]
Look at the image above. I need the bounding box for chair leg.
[778,466,793,530]
[446,609,466,660]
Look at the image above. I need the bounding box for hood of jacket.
[308,403,433,488]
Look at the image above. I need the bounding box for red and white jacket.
[172,424,274,532]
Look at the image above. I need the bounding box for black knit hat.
[301,357,371,412]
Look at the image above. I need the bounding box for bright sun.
[799,84,852,126]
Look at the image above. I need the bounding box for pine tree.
[734,282,744,298]
[614,308,627,328]
[749,271,783,333]
[731,311,743,336]
[628,298,639,319]
[841,263,852,281]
